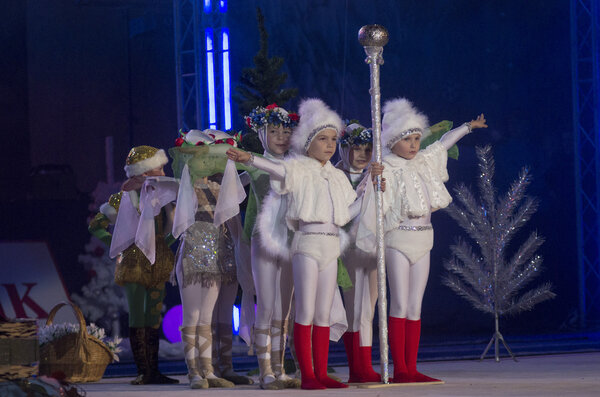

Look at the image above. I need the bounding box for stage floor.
[79,352,600,396]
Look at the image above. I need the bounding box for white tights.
[177,276,221,368]
[178,272,239,377]
[252,237,294,380]
[293,253,339,326]
[252,238,294,330]
[342,252,378,346]
[386,248,430,320]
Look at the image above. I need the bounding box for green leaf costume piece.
[169,144,251,181]
[337,258,353,290]
[241,164,270,242]
[421,120,459,160]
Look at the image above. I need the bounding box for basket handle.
[45,301,88,339]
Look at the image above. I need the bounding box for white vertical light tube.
[205,28,217,129]
[222,29,231,130]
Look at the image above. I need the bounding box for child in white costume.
[335,123,381,383]
[227,99,383,390]
[241,104,300,389]
[377,98,487,383]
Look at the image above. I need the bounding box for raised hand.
[226,147,251,163]
[470,113,488,130]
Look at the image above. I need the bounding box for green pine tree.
[234,7,298,117]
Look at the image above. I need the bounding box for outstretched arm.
[439,113,488,150]
[226,147,285,181]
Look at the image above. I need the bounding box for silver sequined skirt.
[177,221,236,287]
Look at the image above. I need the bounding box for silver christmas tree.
[443,145,555,361]
[71,238,128,338]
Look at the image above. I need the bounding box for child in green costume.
[88,145,178,385]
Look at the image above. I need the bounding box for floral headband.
[245,103,300,131]
[340,121,373,147]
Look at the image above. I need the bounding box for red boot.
[342,332,361,383]
[293,323,325,390]
[358,345,381,382]
[405,319,441,383]
[388,316,410,383]
[312,325,348,388]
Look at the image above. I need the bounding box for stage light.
[162,304,182,343]
[161,304,240,342]
[205,28,217,129]
[219,0,227,13]
[222,29,231,131]
[232,304,240,335]
[204,0,211,14]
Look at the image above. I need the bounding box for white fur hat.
[381,98,429,150]
[290,98,344,154]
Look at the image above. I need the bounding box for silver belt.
[397,225,433,231]
[299,231,339,237]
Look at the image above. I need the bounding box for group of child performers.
[89,96,486,390]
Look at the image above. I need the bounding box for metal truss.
[173,0,202,132]
[173,0,229,132]
[571,0,600,328]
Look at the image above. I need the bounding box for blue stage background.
[0,0,586,340]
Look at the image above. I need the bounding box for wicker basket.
[39,301,113,383]
[0,319,38,381]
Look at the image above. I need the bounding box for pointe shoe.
[188,374,208,389]
[278,373,301,389]
[221,368,253,385]
[260,374,287,390]
[206,374,235,388]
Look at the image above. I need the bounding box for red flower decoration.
[289,113,300,122]
[209,133,216,139]
[195,141,205,146]
[266,103,278,110]
[175,137,184,147]
[226,138,235,146]
[245,117,251,127]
